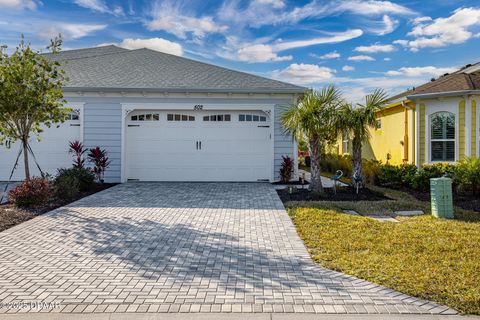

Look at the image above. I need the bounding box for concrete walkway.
[0,183,455,315]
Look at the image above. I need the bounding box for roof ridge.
[46,45,129,61]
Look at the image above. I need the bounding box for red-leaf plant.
[280,155,294,183]
[69,140,86,169]
[87,147,111,183]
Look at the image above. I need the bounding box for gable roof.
[48,46,306,94]
[389,70,480,101]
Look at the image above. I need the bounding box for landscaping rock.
[342,210,361,216]
[365,215,400,223]
[395,210,424,216]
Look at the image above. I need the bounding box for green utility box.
[430,177,454,219]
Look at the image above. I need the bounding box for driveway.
[0,183,454,315]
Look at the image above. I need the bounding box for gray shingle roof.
[389,72,480,101]
[50,46,305,94]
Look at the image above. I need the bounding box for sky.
[0,0,479,101]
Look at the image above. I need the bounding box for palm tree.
[281,86,343,193]
[339,89,389,182]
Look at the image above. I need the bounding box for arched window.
[430,112,455,162]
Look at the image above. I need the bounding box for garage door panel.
[126,110,271,182]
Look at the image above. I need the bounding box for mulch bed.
[272,178,310,186]
[0,183,116,232]
[277,186,390,202]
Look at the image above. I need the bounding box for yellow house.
[339,63,480,167]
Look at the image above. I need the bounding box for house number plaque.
[194,105,204,110]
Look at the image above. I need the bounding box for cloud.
[271,63,336,85]
[348,55,375,61]
[237,44,292,63]
[0,0,38,10]
[272,29,363,51]
[384,57,391,61]
[233,29,361,63]
[342,65,355,71]
[147,0,228,39]
[385,66,457,77]
[368,15,399,35]
[311,51,341,59]
[74,0,108,13]
[397,7,480,52]
[334,0,415,16]
[253,0,285,9]
[217,0,414,29]
[118,38,183,56]
[38,23,106,40]
[354,43,395,53]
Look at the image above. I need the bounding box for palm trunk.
[22,138,30,180]
[309,138,324,193]
[352,136,362,184]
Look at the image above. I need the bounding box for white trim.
[425,101,459,163]
[466,96,472,157]
[120,105,131,183]
[477,97,480,158]
[415,101,420,168]
[121,102,275,111]
[270,106,276,182]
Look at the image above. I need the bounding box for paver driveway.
[0,183,454,315]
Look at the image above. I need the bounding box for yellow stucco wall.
[369,107,406,164]
[419,103,426,164]
[472,98,477,157]
[459,100,466,159]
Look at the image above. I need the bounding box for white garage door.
[126,110,271,181]
[0,114,81,181]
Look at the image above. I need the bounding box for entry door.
[125,110,271,182]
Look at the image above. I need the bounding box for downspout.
[402,101,413,163]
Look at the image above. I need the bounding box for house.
[0,46,305,182]
[338,63,480,167]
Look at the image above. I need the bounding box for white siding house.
[0,46,305,183]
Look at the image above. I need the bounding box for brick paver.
[0,183,455,314]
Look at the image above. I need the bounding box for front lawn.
[288,195,480,314]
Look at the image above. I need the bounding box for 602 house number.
[194,105,204,110]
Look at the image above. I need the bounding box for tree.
[281,86,343,193]
[338,89,389,182]
[0,36,68,179]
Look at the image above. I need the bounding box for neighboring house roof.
[47,45,306,94]
[389,72,480,101]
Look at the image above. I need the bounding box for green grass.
[287,193,480,314]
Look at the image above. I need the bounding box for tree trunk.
[352,136,362,184]
[22,138,30,180]
[309,138,324,193]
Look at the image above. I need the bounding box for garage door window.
[203,114,231,122]
[239,114,267,122]
[67,112,79,121]
[167,114,195,121]
[131,113,160,121]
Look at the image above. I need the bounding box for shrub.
[54,168,95,199]
[9,178,53,208]
[411,163,455,191]
[280,155,294,183]
[378,163,417,188]
[69,140,86,169]
[453,157,480,194]
[322,154,352,177]
[88,147,111,183]
[363,159,382,185]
